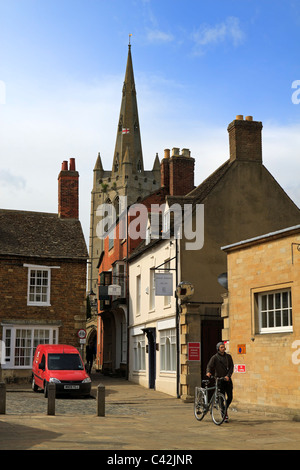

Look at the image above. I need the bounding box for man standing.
[206,342,234,422]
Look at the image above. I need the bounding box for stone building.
[88,44,161,295]
[221,225,300,417]
[96,146,195,376]
[136,115,300,400]
[0,159,88,383]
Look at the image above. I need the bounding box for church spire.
[112,42,144,175]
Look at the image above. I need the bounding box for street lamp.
[88,289,97,308]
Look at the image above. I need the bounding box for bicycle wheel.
[194,387,206,421]
[211,392,227,425]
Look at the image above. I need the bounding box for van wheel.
[32,376,38,392]
[44,381,48,398]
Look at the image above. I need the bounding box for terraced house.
[0,159,88,383]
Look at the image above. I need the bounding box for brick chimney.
[58,158,79,219]
[160,148,170,189]
[168,148,195,196]
[227,115,263,163]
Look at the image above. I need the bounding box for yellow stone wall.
[224,231,300,414]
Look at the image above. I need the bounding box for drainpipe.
[175,237,180,399]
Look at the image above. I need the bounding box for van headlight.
[82,377,91,383]
[49,378,61,383]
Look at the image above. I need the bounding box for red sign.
[188,342,200,361]
[234,364,246,373]
[77,329,86,339]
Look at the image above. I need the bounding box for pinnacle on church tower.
[112,42,144,176]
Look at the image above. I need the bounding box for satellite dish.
[218,272,228,290]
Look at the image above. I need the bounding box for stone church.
[88,44,161,293]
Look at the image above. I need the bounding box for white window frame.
[136,274,141,315]
[149,269,155,311]
[27,266,51,306]
[160,328,176,372]
[258,288,293,334]
[163,260,172,307]
[24,264,60,307]
[2,325,59,369]
[112,261,126,298]
[133,334,145,371]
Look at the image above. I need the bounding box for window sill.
[27,302,51,307]
[259,328,293,335]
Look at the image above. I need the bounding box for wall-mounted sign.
[155,273,173,296]
[237,344,246,354]
[188,342,200,361]
[234,364,246,373]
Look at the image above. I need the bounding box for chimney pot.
[164,149,170,159]
[236,115,244,120]
[61,161,68,171]
[181,148,191,157]
[172,148,180,157]
[69,158,76,171]
[245,116,253,121]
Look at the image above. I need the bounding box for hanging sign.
[155,273,173,296]
[108,284,122,296]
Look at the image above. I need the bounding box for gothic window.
[137,160,142,172]
[118,115,123,132]
[114,156,119,172]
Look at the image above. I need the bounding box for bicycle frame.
[194,377,227,425]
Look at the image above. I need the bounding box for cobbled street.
[1,374,300,452]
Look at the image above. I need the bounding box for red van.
[32,344,91,397]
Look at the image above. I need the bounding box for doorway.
[201,319,222,379]
[143,328,156,389]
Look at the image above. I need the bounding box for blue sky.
[1,0,300,243]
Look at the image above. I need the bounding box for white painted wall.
[128,237,180,396]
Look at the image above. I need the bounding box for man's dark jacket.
[206,352,234,379]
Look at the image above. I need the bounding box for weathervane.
[129,33,132,46]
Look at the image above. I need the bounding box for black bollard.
[47,383,56,416]
[97,384,105,417]
[0,382,6,415]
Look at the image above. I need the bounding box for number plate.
[64,385,80,390]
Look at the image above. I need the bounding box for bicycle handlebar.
[202,376,226,385]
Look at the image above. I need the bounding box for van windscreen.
[48,354,84,370]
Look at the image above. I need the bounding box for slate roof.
[0,209,88,260]
[183,159,232,202]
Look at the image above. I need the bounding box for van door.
[36,353,46,387]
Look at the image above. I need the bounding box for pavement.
[0,372,300,452]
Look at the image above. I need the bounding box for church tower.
[88,43,161,293]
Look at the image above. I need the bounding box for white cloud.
[192,17,245,55]
[146,29,174,44]
[0,169,26,190]
[1,74,299,250]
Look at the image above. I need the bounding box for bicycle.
[194,376,228,425]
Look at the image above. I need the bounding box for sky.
[1,0,300,246]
